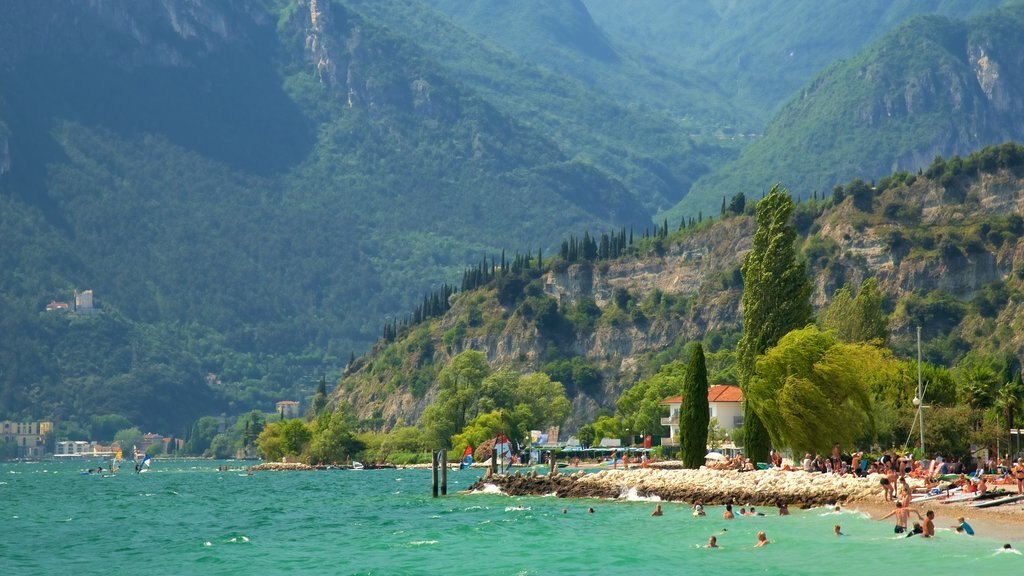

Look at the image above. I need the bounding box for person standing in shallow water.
[723,504,734,519]
[923,510,935,538]
[877,501,922,534]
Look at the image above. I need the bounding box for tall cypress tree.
[680,344,710,469]
[736,185,813,463]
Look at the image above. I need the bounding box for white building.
[75,289,94,312]
[660,385,744,445]
[276,401,300,418]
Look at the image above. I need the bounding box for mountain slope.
[343,0,732,211]
[670,3,1024,219]
[334,143,1024,433]
[0,0,648,431]
[584,0,1005,122]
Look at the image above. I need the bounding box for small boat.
[351,461,364,470]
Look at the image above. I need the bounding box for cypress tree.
[736,185,813,463]
[680,344,710,469]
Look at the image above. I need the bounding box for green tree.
[746,326,890,456]
[89,414,132,442]
[821,277,888,344]
[511,372,571,432]
[591,415,623,446]
[376,426,427,462]
[113,427,144,454]
[617,360,686,437]
[184,416,221,455]
[576,423,596,448]
[680,344,710,468]
[421,350,492,448]
[307,411,364,465]
[255,419,312,462]
[736,185,814,462]
[309,376,329,419]
[995,373,1024,450]
[955,362,999,410]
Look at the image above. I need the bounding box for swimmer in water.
[834,524,844,536]
[755,531,770,547]
[723,503,734,519]
[651,504,663,517]
[705,536,719,548]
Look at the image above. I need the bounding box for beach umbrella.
[705,452,726,461]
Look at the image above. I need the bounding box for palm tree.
[995,374,1024,455]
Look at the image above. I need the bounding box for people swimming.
[906,522,924,538]
[953,516,974,535]
[705,536,719,548]
[651,504,663,517]
[778,502,790,516]
[755,531,770,547]
[834,524,844,536]
[691,501,706,517]
[723,503,734,519]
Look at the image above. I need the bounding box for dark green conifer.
[736,185,813,463]
[680,344,710,469]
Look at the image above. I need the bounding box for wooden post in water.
[490,445,498,475]
[440,449,448,496]
[548,451,557,477]
[431,450,439,498]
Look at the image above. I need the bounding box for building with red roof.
[660,385,744,444]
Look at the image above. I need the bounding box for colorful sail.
[495,436,513,473]
[459,445,473,470]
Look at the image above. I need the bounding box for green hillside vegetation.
[328,143,1024,464]
[584,0,1004,122]
[0,0,651,434]
[343,0,732,211]
[419,0,740,133]
[673,2,1024,219]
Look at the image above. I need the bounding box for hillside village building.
[276,400,300,418]
[660,385,744,445]
[1,421,53,458]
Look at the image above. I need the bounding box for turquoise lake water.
[2,460,1021,575]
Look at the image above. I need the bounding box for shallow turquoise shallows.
[2,460,1020,575]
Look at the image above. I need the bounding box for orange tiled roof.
[660,384,743,405]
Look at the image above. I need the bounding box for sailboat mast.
[917,326,925,456]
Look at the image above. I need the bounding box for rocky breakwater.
[469,468,887,507]
[250,462,314,472]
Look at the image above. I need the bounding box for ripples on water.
[1,460,1021,575]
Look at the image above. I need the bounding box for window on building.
[733,415,744,428]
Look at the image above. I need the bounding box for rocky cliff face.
[0,0,262,70]
[336,164,1024,432]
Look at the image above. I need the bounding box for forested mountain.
[584,0,1004,123]
[3,0,1023,441]
[0,0,648,433]
[335,144,1024,433]
[343,0,732,211]
[672,1,1024,219]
